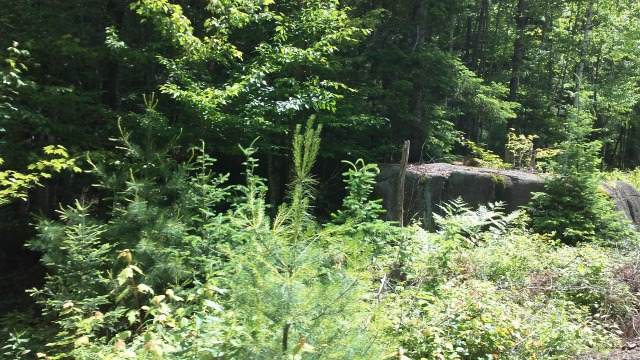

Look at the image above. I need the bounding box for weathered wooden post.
[396,140,410,226]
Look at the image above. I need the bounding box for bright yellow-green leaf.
[117,267,134,285]
[152,295,166,305]
[137,283,154,294]
[130,264,144,274]
[75,335,90,347]
[126,310,138,325]
[179,317,189,327]
[166,289,184,301]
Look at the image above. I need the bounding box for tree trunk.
[448,15,457,54]
[573,0,595,112]
[412,0,430,52]
[509,0,526,103]
[267,150,287,211]
[471,0,489,70]
[102,0,125,108]
[463,10,474,63]
[488,0,504,77]
[396,141,410,227]
[478,0,490,74]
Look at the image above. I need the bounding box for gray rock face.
[602,181,640,229]
[374,163,546,229]
[375,163,640,230]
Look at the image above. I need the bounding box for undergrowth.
[376,201,639,359]
[2,111,640,359]
[604,168,640,191]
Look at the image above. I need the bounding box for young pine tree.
[28,104,232,357]
[527,110,634,245]
[221,120,390,359]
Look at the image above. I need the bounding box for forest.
[2,0,640,358]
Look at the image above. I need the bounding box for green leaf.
[152,295,166,305]
[166,289,183,301]
[117,267,134,285]
[116,287,131,302]
[126,310,138,325]
[117,330,132,340]
[137,283,154,294]
[129,265,144,274]
[74,335,89,347]
[203,299,223,312]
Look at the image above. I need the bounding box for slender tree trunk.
[488,0,504,76]
[463,10,474,63]
[471,0,489,70]
[412,0,429,52]
[621,126,628,169]
[535,14,548,91]
[610,125,622,166]
[478,0,490,74]
[509,0,526,103]
[591,45,604,141]
[267,149,286,211]
[573,0,595,112]
[409,0,429,155]
[282,323,291,353]
[546,20,555,103]
[448,15,457,54]
[102,0,125,108]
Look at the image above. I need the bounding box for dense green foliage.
[381,202,636,359]
[2,0,640,186]
[2,122,640,359]
[13,120,394,359]
[2,0,640,212]
[3,0,640,358]
[527,135,635,245]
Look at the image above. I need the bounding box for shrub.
[379,200,632,359]
[23,117,399,359]
[219,120,392,358]
[527,141,635,245]
[25,109,237,358]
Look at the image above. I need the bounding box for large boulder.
[374,163,546,229]
[375,163,640,230]
[602,181,640,230]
